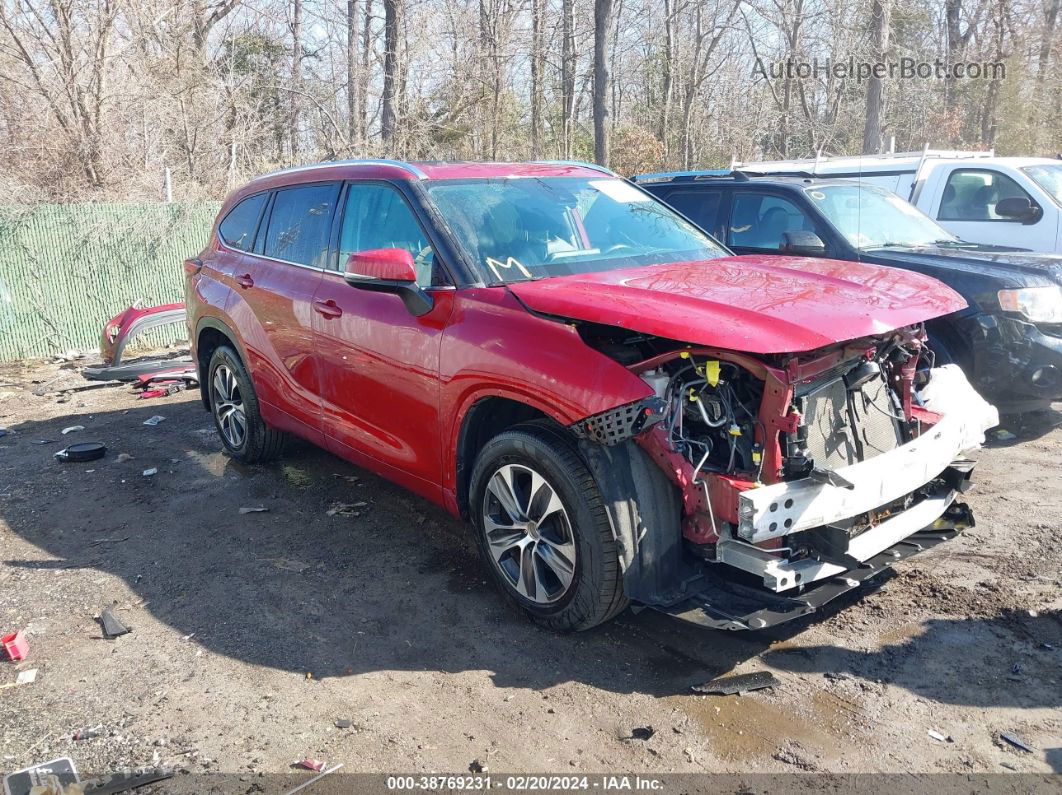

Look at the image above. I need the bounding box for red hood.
[507,255,966,354]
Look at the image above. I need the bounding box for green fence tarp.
[0,202,220,362]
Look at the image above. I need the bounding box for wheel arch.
[453,393,574,520]
[194,317,251,411]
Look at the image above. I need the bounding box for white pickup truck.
[732,149,1062,253]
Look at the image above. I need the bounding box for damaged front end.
[573,324,998,631]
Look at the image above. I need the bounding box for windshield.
[425,177,728,284]
[807,183,960,249]
[1023,164,1062,207]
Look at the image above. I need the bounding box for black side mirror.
[994,197,1041,225]
[781,230,827,256]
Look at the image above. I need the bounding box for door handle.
[236,273,254,289]
[313,299,343,319]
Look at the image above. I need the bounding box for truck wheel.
[207,345,285,463]
[469,422,627,631]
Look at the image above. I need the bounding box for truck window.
[728,193,814,250]
[938,169,1033,222]
[660,189,723,237]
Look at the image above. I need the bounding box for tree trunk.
[660,0,674,159]
[290,0,303,158]
[561,0,576,158]
[593,0,614,166]
[861,0,889,154]
[359,0,373,147]
[381,0,401,144]
[530,0,544,157]
[347,0,359,147]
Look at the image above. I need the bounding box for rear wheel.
[207,345,285,463]
[469,422,627,630]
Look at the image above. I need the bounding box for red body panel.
[509,256,967,354]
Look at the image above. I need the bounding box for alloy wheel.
[212,364,247,449]
[481,463,577,605]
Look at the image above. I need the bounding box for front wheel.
[469,422,627,631]
[207,345,285,463]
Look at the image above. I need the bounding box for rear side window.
[263,183,341,267]
[218,193,266,251]
[662,189,723,237]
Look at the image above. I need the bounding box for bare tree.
[861,0,890,154]
[381,0,401,144]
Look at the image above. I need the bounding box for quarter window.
[938,169,1034,221]
[263,183,341,267]
[218,193,266,252]
[338,183,438,286]
[728,193,816,250]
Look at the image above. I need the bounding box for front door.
[312,181,455,500]
[232,181,340,441]
[931,167,1054,250]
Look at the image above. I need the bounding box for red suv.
[185,160,998,632]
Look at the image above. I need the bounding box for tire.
[469,421,627,631]
[207,345,285,463]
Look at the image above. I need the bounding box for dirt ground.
[1,354,1060,788]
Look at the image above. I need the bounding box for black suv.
[634,171,1062,412]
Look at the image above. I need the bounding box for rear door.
[311,181,455,499]
[655,187,727,241]
[232,181,341,441]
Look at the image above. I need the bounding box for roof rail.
[257,158,429,180]
[529,160,617,176]
[633,169,748,184]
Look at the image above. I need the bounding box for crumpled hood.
[508,255,966,354]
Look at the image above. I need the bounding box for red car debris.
[185,159,998,632]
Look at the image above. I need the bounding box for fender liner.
[577,437,701,606]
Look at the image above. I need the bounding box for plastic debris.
[73,725,103,741]
[1,756,79,795]
[142,416,166,426]
[98,608,131,639]
[629,726,655,741]
[60,425,85,434]
[469,759,487,774]
[2,629,29,661]
[994,429,1017,441]
[1000,732,1034,753]
[327,502,367,517]
[692,670,779,695]
[239,506,270,514]
[283,763,343,795]
[142,468,157,477]
[927,729,949,742]
[297,758,325,772]
[16,668,37,685]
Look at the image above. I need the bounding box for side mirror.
[343,248,434,317]
[781,230,826,256]
[994,196,1040,224]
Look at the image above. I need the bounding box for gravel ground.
[0,355,1060,789]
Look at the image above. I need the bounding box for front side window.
[338,183,437,286]
[1023,164,1062,207]
[727,193,815,250]
[425,177,727,284]
[263,183,340,267]
[218,193,266,251]
[809,184,956,249]
[938,169,1033,221]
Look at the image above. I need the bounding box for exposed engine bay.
[572,322,999,629]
